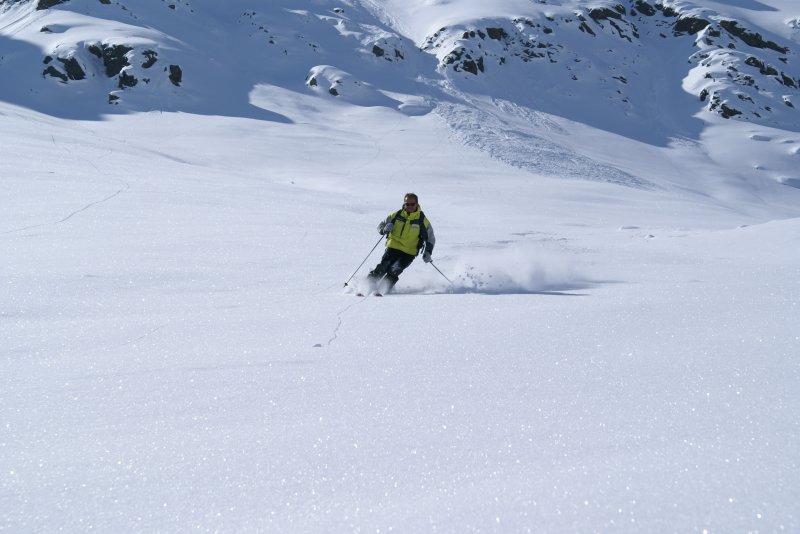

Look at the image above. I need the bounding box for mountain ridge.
[3,0,798,126]
[2,0,799,193]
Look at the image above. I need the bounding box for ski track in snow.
[1,135,130,235]
[0,181,129,235]
[324,295,369,347]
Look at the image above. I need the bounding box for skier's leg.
[381,253,415,293]
[367,250,393,290]
[382,272,399,294]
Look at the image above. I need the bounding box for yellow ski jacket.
[380,206,435,256]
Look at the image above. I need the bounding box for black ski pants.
[368,247,416,290]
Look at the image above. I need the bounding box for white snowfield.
[2,0,799,532]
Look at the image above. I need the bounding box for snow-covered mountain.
[2,0,800,189]
[2,1,800,532]
[5,0,800,122]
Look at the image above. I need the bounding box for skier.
[365,193,435,295]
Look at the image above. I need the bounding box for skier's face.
[403,197,417,212]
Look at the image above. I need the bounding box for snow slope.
[2,0,800,532]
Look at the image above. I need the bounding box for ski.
[355,292,383,297]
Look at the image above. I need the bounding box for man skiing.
[365,193,435,295]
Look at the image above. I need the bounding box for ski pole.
[343,235,384,287]
[430,261,454,286]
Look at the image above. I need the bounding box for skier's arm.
[377,213,394,234]
[424,220,435,254]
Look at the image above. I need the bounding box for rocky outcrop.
[42,55,85,81]
[87,43,131,77]
[168,64,182,86]
[719,20,788,54]
[370,43,405,62]
[39,39,182,103]
[36,0,69,9]
[420,0,797,126]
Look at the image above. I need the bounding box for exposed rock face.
[718,20,788,54]
[36,0,69,9]
[88,43,132,77]
[673,16,709,36]
[42,55,85,81]
[168,64,182,86]
[41,40,180,103]
[142,50,158,69]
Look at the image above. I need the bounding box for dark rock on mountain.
[88,43,131,77]
[168,64,182,86]
[142,50,158,69]
[42,55,84,81]
[36,0,68,9]
[719,20,788,54]
[674,17,709,36]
